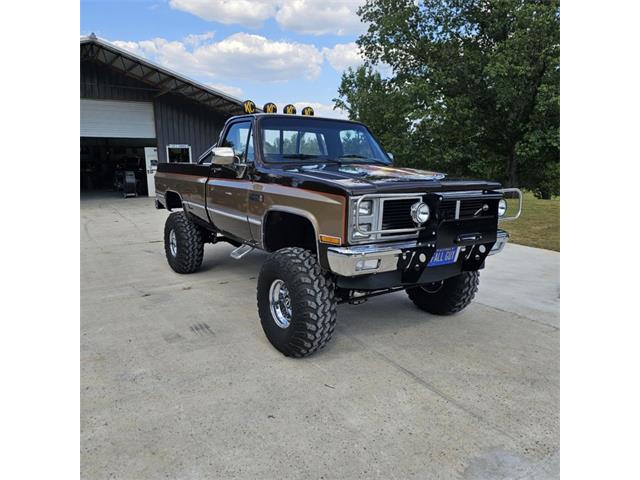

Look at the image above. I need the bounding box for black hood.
[256,163,502,196]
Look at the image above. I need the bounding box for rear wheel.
[406,271,479,315]
[164,211,204,274]
[257,247,337,358]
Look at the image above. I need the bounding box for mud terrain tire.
[164,211,204,274]
[257,247,337,357]
[406,271,479,315]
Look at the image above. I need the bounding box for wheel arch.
[262,207,320,256]
[164,190,184,211]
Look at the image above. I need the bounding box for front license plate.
[427,247,460,267]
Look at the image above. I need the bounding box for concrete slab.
[81,197,559,480]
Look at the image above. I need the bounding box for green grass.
[501,191,559,251]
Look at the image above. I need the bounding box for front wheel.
[406,271,479,315]
[257,248,337,358]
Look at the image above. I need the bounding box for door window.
[221,122,252,161]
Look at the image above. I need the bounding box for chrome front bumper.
[488,229,510,256]
[327,230,510,277]
[327,242,407,277]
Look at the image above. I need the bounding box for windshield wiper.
[281,154,343,165]
[282,154,321,160]
[339,154,388,165]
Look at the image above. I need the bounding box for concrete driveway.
[81,196,559,480]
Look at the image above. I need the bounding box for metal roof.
[80,34,250,115]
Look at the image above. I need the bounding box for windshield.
[259,117,391,165]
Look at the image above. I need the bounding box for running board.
[230,244,254,260]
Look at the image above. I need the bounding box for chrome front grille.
[349,192,498,244]
[350,194,423,243]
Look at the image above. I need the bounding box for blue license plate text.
[427,247,460,267]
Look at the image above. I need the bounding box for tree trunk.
[506,143,518,187]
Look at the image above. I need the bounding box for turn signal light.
[319,234,341,245]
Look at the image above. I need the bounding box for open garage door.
[81,138,156,197]
[81,99,156,138]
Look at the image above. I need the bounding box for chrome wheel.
[169,229,177,257]
[269,279,292,328]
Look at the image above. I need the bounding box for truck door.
[206,120,254,240]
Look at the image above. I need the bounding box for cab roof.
[226,113,361,125]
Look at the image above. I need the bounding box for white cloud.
[292,102,348,119]
[113,32,324,82]
[169,0,276,28]
[183,31,214,47]
[169,0,366,36]
[208,82,243,98]
[322,42,364,72]
[276,1,366,36]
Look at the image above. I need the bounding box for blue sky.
[80,0,367,117]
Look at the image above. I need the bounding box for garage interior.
[81,138,155,196]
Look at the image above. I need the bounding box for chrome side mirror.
[211,147,236,166]
[387,152,395,161]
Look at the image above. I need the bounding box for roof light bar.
[263,102,277,113]
[242,100,256,114]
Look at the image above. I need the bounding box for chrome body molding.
[488,229,509,256]
[207,206,247,222]
[183,200,206,210]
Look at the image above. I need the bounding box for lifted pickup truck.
[154,111,521,357]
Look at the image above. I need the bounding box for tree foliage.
[334,0,560,197]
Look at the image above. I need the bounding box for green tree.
[334,0,560,197]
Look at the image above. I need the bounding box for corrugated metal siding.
[154,94,227,163]
[81,60,156,101]
[81,99,156,138]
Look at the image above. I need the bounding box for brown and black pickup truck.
[154,112,522,358]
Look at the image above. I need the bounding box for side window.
[221,122,251,160]
[340,130,374,158]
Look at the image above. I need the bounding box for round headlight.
[498,199,507,217]
[410,202,430,224]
